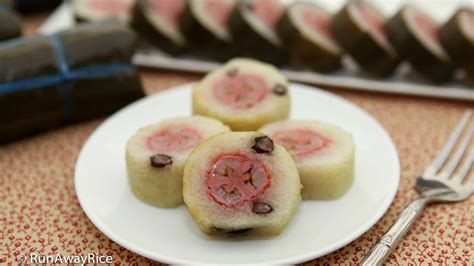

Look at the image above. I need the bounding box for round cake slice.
[229,0,287,65]
[331,0,399,77]
[132,0,187,55]
[73,0,134,24]
[183,132,301,236]
[260,120,355,200]
[180,0,236,61]
[385,5,455,83]
[277,2,342,72]
[126,116,230,208]
[193,58,290,131]
[439,8,474,78]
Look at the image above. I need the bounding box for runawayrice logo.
[16,253,113,264]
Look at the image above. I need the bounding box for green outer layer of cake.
[180,3,236,61]
[331,2,399,77]
[0,83,64,143]
[0,7,21,41]
[0,70,143,143]
[131,0,185,55]
[0,22,144,143]
[385,7,455,83]
[0,37,58,83]
[277,6,340,72]
[59,21,138,69]
[229,1,287,66]
[439,8,474,78]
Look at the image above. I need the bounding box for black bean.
[272,83,287,95]
[252,136,274,154]
[149,154,173,168]
[226,68,238,77]
[252,201,273,215]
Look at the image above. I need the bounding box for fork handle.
[361,198,429,266]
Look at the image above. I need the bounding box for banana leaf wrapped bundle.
[0,2,21,41]
[0,21,144,143]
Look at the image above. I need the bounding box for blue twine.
[0,34,134,121]
[0,63,134,93]
[50,34,69,74]
[50,34,72,120]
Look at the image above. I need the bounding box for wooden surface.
[0,12,472,265]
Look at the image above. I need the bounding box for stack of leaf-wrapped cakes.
[126,58,356,236]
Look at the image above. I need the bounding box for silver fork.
[362,110,474,266]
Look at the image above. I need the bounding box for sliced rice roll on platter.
[193,58,290,131]
[277,2,342,72]
[331,0,399,77]
[132,0,186,54]
[260,120,355,200]
[73,0,135,24]
[126,116,230,208]
[180,0,236,61]
[439,8,474,78]
[229,0,287,65]
[385,6,455,83]
[183,132,301,236]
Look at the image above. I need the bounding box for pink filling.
[250,0,284,29]
[147,125,202,152]
[205,0,233,30]
[213,73,268,109]
[356,3,389,47]
[302,8,334,40]
[89,0,132,16]
[207,153,271,207]
[414,11,439,44]
[151,0,186,27]
[273,129,330,157]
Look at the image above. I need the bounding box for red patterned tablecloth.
[0,15,473,266]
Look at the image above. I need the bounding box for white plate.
[75,83,400,264]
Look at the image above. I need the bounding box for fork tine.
[424,110,472,177]
[438,125,474,179]
[451,148,474,184]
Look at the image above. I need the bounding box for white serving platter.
[39,0,474,101]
